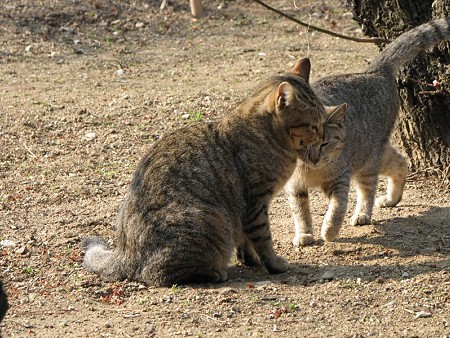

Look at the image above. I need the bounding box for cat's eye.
[319,142,329,150]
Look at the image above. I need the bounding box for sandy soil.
[1,0,449,337]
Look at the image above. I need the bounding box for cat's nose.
[311,157,320,165]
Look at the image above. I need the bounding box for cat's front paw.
[293,234,315,247]
[375,195,399,208]
[350,213,371,226]
[263,255,289,274]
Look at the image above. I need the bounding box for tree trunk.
[346,0,450,180]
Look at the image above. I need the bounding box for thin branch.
[252,0,391,45]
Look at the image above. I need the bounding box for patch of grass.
[171,284,182,294]
[100,168,117,179]
[249,293,260,303]
[105,36,114,47]
[24,266,36,275]
[137,296,150,305]
[188,110,203,121]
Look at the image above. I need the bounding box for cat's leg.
[285,183,314,246]
[321,174,350,241]
[376,144,408,207]
[243,204,289,274]
[350,169,379,226]
[236,235,261,266]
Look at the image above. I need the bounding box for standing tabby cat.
[82,59,345,286]
[286,18,450,246]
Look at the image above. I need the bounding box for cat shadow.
[199,255,450,289]
[339,205,450,258]
[196,205,450,288]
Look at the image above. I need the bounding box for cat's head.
[296,103,347,169]
[273,58,327,147]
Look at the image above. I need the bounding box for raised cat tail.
[82,237,126,281]
[368,18,450,76]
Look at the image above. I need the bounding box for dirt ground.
[1,0,449,337]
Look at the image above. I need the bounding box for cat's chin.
[302,161,326,170]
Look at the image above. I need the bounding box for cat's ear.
[291,58,311,83]
[325,103,347,125]
[276,82,296,110]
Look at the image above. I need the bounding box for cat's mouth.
[295,147,327,169]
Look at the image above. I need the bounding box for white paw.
[321,219,341,242]
[321,228,339,242]
[293,234,315,247]
[376,196,398,208]
[350,214,371,226]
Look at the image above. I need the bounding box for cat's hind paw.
[293,234,315,247]
[236,247,261,267]
[350,213,371,226]
[321,228,339,242]
[375,195,400,208]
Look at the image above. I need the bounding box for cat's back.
[130,122,242,208]
[313,72,398,113]
[313,72,398,135]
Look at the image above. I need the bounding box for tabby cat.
[82,58,345,286]
[286,18,450,246]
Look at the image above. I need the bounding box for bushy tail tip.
[81,236,109,252]
[81,236,116,276]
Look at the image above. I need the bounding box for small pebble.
[84,132,96,141]
[16,246,28,255]
[0,239,16,247]
[415,311,432,318]
[220,287,236,295]
[320,271,335,281]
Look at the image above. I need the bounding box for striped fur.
[286,18,450,246]
[82,59,328,286]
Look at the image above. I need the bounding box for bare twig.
[23,143,37,158]
[160,0,168,10]
[252,0,391,45]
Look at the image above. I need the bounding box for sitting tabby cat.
[286,18,450,246]
[82,58,345,286]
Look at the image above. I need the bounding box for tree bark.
[346,0,450,179]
